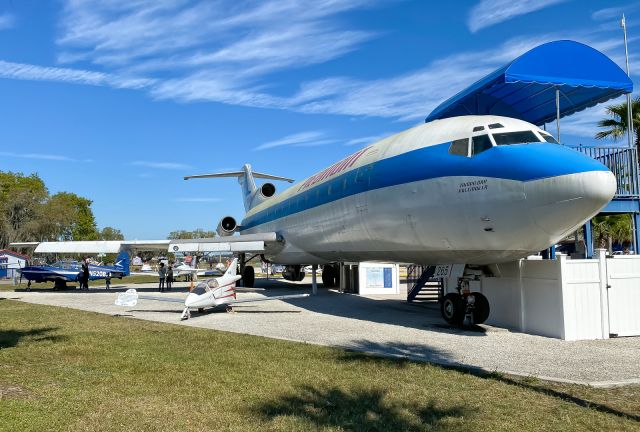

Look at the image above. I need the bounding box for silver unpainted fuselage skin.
[240,115,616,265]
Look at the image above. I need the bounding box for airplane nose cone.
[526,170,616,236]
[184,293,198,307]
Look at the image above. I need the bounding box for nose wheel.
[180,307,191,320]
[440,292,490,326]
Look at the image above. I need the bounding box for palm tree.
[592,214,633,253]
[595,96,640,152]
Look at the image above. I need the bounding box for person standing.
[166,262,174,291]
[81,258,90,290]
[158,262,166,292]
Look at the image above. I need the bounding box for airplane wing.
[226,293,310,304]
[11,240,171,254]
[168,232,282,253]
[138,295,186,303]
[12,233,281,255]
[129,271,160,277]
[115,289,185,307]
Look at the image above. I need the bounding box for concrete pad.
[2,278,639,387]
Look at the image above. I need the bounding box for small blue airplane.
[19,252,130,290]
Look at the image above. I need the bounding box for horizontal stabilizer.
[137,295,186,303]
[184,171,294,183]
[229,293,310,304]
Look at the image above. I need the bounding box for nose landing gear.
[440,291,490,326]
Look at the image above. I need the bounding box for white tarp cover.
[34,241,123,254]
[31,240,171,254]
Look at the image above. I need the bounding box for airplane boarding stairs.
[406,265,443,304]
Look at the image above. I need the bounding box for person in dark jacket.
[81,258,90,290]
[158,262,166,292]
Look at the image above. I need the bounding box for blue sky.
[1,0,639,238]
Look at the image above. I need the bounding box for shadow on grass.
[491,375,640,423]
[336,340,640,423]
[0,327,66,349]
[257,385,468,431]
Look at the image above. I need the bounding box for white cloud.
[0,1,634,146]
[592,4,640,22]
[468,0,569,33]
[0,151,92,162]
[57,0,376,76]
[0,60,154,89]
[0,13,15,30]
[255,131,335,150]
[131,161,192,170]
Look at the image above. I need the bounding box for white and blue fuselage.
[239,115,615,265]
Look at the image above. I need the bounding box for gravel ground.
[3,278,639,387]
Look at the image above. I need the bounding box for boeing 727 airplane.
[181,115,615,324]
[12,115,617,324]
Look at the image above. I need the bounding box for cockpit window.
[492,131,541,145]
[191,284,207,295]
[449,138,469,156]
[472,135,493,155]
[488,123,504,129]
[539,132,559,144]
[472,126,484,132]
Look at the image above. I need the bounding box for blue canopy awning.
[425,40,633,125]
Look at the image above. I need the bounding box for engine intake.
[260,182,276,198]
[216,216,237,237]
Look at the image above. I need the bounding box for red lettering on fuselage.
[298,146,371,191]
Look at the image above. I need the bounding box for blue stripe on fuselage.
[241,142,608,230]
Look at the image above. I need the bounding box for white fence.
[478,251,640,340]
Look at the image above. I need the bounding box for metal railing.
[569,145,639,198]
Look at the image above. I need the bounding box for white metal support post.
[311,264,317,295]
[622,14,634,149]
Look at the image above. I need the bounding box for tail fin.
[225,258,238,276]
[115,252,130,276]
[184,164,294,212]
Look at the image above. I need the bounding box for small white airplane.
[116,258,309,320]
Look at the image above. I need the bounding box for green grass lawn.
[1,300,639,432]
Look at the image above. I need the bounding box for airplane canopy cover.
[425,40,633,125]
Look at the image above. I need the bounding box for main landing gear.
[440,291,490,326]
[321,264,340,287]
[238,253,256,288]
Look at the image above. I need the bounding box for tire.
[322,269,331,286]
[470,292,490,324]
[322,265,337,287]
[242,266,255,288]
[440,293,465,325]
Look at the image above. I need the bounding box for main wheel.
[322,265,338,287]
[440,293,465,326]
[469,292,490,324]
[242,265,255,288]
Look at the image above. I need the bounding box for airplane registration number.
[89,271,110,278]
[434,265,452,278]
